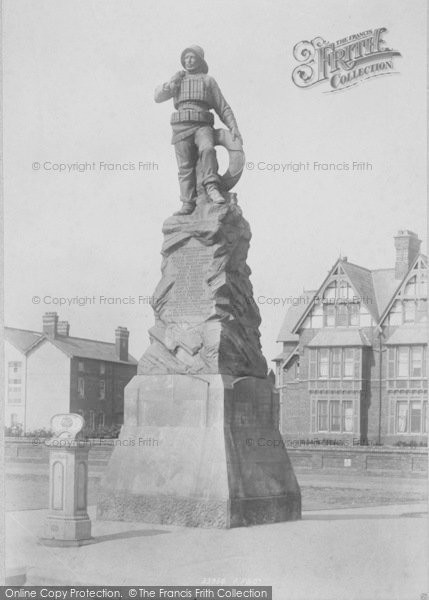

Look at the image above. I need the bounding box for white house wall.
[26,342,70,432]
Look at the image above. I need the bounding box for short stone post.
[40,413,92,546]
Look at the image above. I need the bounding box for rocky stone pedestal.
[97,194,301,527]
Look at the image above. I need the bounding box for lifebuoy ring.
[214,128,245,191]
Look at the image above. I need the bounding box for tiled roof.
[385,326,428,345]
[371,269,399,318]
[4,327,43,353]
[272,344,299,365]
[5,327,137,365]
[48,336,138,364]
[341,261,379,321]
[307,328,371,347]
[276,291,317,342]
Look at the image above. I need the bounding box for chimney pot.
[115,326,129,361]
[57,321,70,336]
[42,312,58,338]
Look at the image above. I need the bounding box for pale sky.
[3,0,427,363]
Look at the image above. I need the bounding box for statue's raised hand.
[169,70,186,91]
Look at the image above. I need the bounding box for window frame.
[77,376,85,399]
[331,348,342,379]
[329,400,341,432]
[317,399,329,432]
[410,401,422,434]
[318,349,329,379]
[394,346,427,380]
[343,348,355,379]
[342,400,354,432]
[403,300,416,323]
[314,347,361,381]
[395,398,428,435]
[410,346,423,378]
[323,304,335,327]
[396,347,409,378]
[316,398,355,434]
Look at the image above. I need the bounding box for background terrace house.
[4,312,137,433]
[274,230,427,445]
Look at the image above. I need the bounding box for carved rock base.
[97,374,301,528]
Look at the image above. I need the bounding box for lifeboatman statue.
[154,45,243,215]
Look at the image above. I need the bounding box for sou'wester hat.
[181,45,209,74]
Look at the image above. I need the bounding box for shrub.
[4,425,23,437]
[79,424,121,439]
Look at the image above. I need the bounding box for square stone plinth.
[97,374,301,528]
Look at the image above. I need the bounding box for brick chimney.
[42,312,58,338]
[115,327,129,361]
[57,321,70,336]
[394,230,421,279]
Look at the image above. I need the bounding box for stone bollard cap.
[48,413,84,443]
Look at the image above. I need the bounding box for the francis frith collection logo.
[292,28,401,92]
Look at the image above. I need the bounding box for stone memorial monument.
[97,46,301,527]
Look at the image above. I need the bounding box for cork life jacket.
[171,75,214,126]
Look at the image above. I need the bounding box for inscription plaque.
[167,245,212,319]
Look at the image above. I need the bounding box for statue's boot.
[205,183,226,204]
[174,201,196,216]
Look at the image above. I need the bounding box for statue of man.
[154,45,243,215]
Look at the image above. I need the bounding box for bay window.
[312,347,361,380]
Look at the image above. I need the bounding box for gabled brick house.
[4,312,137,433]
[274,230,427,445]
